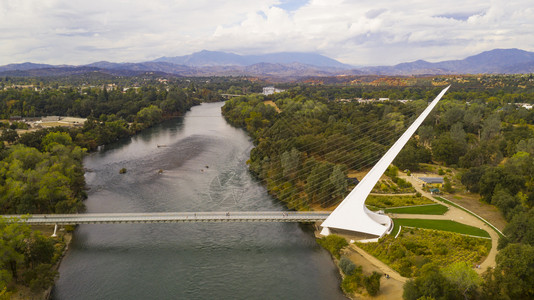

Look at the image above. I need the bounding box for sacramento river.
[51,102,346,299]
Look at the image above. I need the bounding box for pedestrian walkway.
[348,244,408,283]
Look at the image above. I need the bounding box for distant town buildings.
[334,98,412,104]
[262,86,285,96]
[27,116,87,128]
[514,103,533,110]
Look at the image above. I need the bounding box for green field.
[385,204,449,215]
[434,196,504,238]
[392,218,490,238]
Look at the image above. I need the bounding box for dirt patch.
[447,192,507,231]
[263,100,281,113]
[348,169,389,181]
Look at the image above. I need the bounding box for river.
[51,102,346,300]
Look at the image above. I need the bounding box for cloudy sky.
[1,0,533,66]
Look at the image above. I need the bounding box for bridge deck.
[3,211,331,225]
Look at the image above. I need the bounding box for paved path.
[344,246,406,299]
[348,244,408,283]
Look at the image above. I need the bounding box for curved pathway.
[348,244,408,283]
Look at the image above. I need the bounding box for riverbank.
[314,225,405,300]
[10,225,72,300]
[343,246,405,300]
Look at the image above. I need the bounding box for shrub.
[317,234,348,259]
[364,271,382,296]
[341,275,358,294]
[341,266,364,294]
[339,256,357,275]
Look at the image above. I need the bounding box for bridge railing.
[1,211,331,225]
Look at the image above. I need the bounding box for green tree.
[450,122,466,146]
[443,176,454,193]
[136,105,163,126]
[481,114,501,141]
[0,129,18,144]
[22,263,58,293]
[329,165,347,200]
[403,264,459,300]
[418,125,435,146]
[280,148,301,178]
[500,208,534,248]
[463,105,483,134]
[25,231,55,268]
[442,262,481,300]
[482,244,534,299]
[363,271,382,296]
[316,234,348,259]
[431,133,465,165]
[41,131,73,152]
[442,106,465,129]
[0,217,30,282]
[516,138,534,155]
[491,189,518,220]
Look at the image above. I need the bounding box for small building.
[429,188,440,194]
[38,116,87,128]
[42,116,61,122]
[419,177,444,188]
[262,86,285,96]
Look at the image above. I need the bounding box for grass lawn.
[434,196,504,238]
[393,218,490,238]
[385,204,449,215]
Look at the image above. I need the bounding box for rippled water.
[51,102,346,300]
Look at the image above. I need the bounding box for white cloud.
[0,0,533,66]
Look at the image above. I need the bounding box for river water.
[51,102,345,300]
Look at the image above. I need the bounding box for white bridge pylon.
[320,86,450,238]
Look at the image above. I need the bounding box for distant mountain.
[0,66,169,77]
[361,48,534,75]
[154,50,353,69]
[0,62,57,72]
[86,61,195,74]
[1,48,534,78]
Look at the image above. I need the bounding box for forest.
[221,80,534,299]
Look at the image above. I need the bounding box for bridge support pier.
[51,224,58,237]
